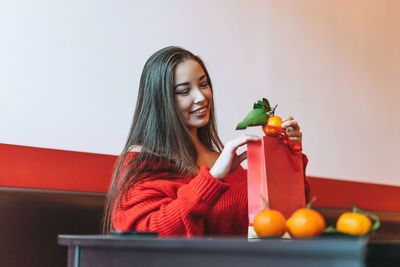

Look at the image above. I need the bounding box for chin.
[187,117,210,129]
[197,121,209,128]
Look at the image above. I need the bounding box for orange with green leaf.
[324,203,380,236]
[236,98,283,136]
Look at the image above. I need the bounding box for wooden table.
[58,234,377,267]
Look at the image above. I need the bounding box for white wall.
[1,0,399,186]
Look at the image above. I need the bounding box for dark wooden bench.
[0,187,105,267]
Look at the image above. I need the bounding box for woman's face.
[173,59,212,130]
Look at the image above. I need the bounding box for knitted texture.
[112,152,309,237]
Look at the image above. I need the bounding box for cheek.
[206,89,213,106]
[175,96,191,114]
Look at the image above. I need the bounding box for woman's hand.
[209,135,260,180]
[281,116,302,144]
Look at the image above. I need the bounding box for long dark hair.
[102,46,223,234]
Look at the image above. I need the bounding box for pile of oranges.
[253,198,377,238]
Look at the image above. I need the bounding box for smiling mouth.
[190,106,207,115]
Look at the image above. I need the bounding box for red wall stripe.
[1,143,400,212]
[0,143,117,193]
[309,176,400,212]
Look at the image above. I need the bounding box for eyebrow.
[174,75,207,90]
[174,82,189,89]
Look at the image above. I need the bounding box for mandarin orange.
[262,116,283,136]
[286,208,326,238]
[253,209,287,237]
[336,212,372,236]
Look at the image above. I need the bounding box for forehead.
[174,59,205,83]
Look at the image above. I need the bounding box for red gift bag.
[247,136,306,229]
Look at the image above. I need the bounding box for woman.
[102,46,306,237]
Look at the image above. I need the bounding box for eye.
[200,82,209,88]
[175,88,189,95]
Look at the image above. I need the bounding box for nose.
[193,87,206,104]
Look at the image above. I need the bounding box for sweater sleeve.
[112,166,229,237]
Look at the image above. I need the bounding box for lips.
[190,106,207,115]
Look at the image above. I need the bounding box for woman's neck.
[189,128,219,169]
[189,128,206,152]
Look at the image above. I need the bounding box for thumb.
[238,151,247,163]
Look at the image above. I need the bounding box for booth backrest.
[0,187,105,267]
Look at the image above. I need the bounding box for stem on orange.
[270,105,278,116]
[306,196,317,209]
[259,193,270,209]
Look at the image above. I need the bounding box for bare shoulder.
[128,145,142,152]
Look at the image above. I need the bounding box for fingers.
[282,116,302,143]
[282,116,294,122]
[287,131,302,142]
[286,128,302,137]
[282,118,300,131]
[225,135,260,152]
[285,125,301,135]
[238,151,247,163]
[210,136,258,179]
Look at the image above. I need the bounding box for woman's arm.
[112,167,229,237]
[113,135,259,237]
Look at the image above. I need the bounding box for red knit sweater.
[112,152,309,238]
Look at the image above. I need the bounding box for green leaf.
[253,100,263,110]
[236,108,268,130]
[369,213,381,232]
[262,98,271,113]
[323,225,338,234]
